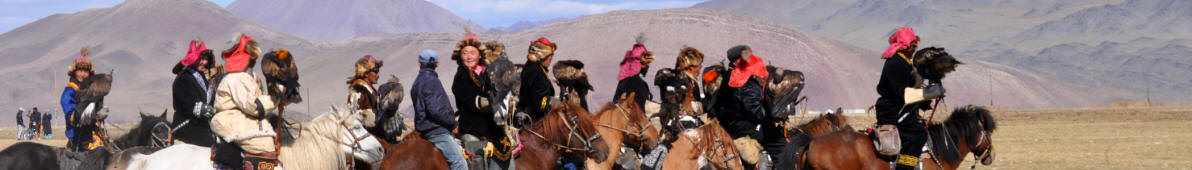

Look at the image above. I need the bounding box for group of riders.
[45,26,953,170]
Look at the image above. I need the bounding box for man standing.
[15,108,24,139]
[43,111,52,139]
[411,49,466,170]
[30,107,41,138]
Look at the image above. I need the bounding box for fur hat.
[221,34,260,72]
[526,37,556,62]
[483,41,506,65]
[355,55,383,77]
[675,46,704,69]
[451,39,488,65]
[68,47,94,77]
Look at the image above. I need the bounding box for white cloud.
[428,0,704,27]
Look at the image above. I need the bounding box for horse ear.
[160,109,168,118]
[835,107,843,114]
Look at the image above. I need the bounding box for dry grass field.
[2,107,1190,169]
[810,107,1192,169]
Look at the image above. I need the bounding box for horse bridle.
[597,103,651,147]
[316,114,375,170]
[968,116,994,170]
[527,112,602,153]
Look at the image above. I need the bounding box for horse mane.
[693,119,734,160]
[927,106,997,163]
[795,112,851,137]
[280,111,352,169]
[112,111,169,149]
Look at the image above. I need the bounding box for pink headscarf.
[180,39,207,66]
[222,35,254,72]
[881,27,918,59]
[617,44,647,80]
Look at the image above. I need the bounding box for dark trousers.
[895,111,927,170]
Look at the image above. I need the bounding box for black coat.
[614,74,653,112]
[712,77,768,140]
[42,113,51,133]
[15,111,22,126]
[874,56,927,125]
[518,61,554,121]
[171,68,215,146]
[452,66,502,140]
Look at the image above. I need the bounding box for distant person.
[30,107,41,137]
[43,112,52,139]
[15,107,24,139]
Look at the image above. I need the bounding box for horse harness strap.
[526,112,600,152]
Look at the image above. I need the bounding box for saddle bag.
[873,125,901,157]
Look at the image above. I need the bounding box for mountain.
[226,0,484,41]
[0,1,1096,124]
[0,0,316,123]
[693,0,1192,104]
[487,18,568,34]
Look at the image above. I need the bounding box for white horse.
[120,106,385,170]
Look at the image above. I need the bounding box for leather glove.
[923,84,946,100]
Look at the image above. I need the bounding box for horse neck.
[927,123,975,165]
[280,115,346,169]
[595,107,631,140]
[517,129,560,168]
[115,120,158,147]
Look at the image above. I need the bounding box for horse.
[120,106,386,170]
[0,110,170,170]
[773,109,851,169]
[584,93,661,170]
[798,106,997,170]
[380,102,610,170]
[659,119,744,170]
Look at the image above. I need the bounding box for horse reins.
[526,112,601,153]
[596,103,650,148]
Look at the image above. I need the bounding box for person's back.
[410,49,466,170]
[43,113,52,139]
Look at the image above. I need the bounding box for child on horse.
[210,34,281,170]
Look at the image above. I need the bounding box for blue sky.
[0,0,704,34]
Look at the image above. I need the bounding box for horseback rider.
[210,34,281,170]
[411,49,468,170]
[450,31,508,168]
[172,38,217,147]
[348,54,384,139]
[614,34,654,113]
[874,27,940,170]
[710,45,773,168]
[516,37,557,127]
[62,47,105,151]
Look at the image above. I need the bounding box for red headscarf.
[728,49,768,88]
[882,27,917,59]
[617,44,647,80]
[180,39,207,66]
[222,35,254,72]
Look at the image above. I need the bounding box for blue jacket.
[412,67,456,137]
[60,82,79,139]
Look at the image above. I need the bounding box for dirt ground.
[3,107,1191,169]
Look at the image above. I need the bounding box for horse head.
[115,110,170,148]
[326,106,386,164]
[913,47,962,84]
[933,106,997,166]
[262,49,302,106]
[539,102,610,162]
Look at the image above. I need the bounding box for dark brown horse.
[584,92,660,169]
[798,106,997,170]
[380,102,610,170]
[774,109,851,169]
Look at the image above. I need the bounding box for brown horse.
[799,106,997,170]
[380,102,610,170]
[584,93,661,169]
[660,119,744,170]
[774,109,851,169]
